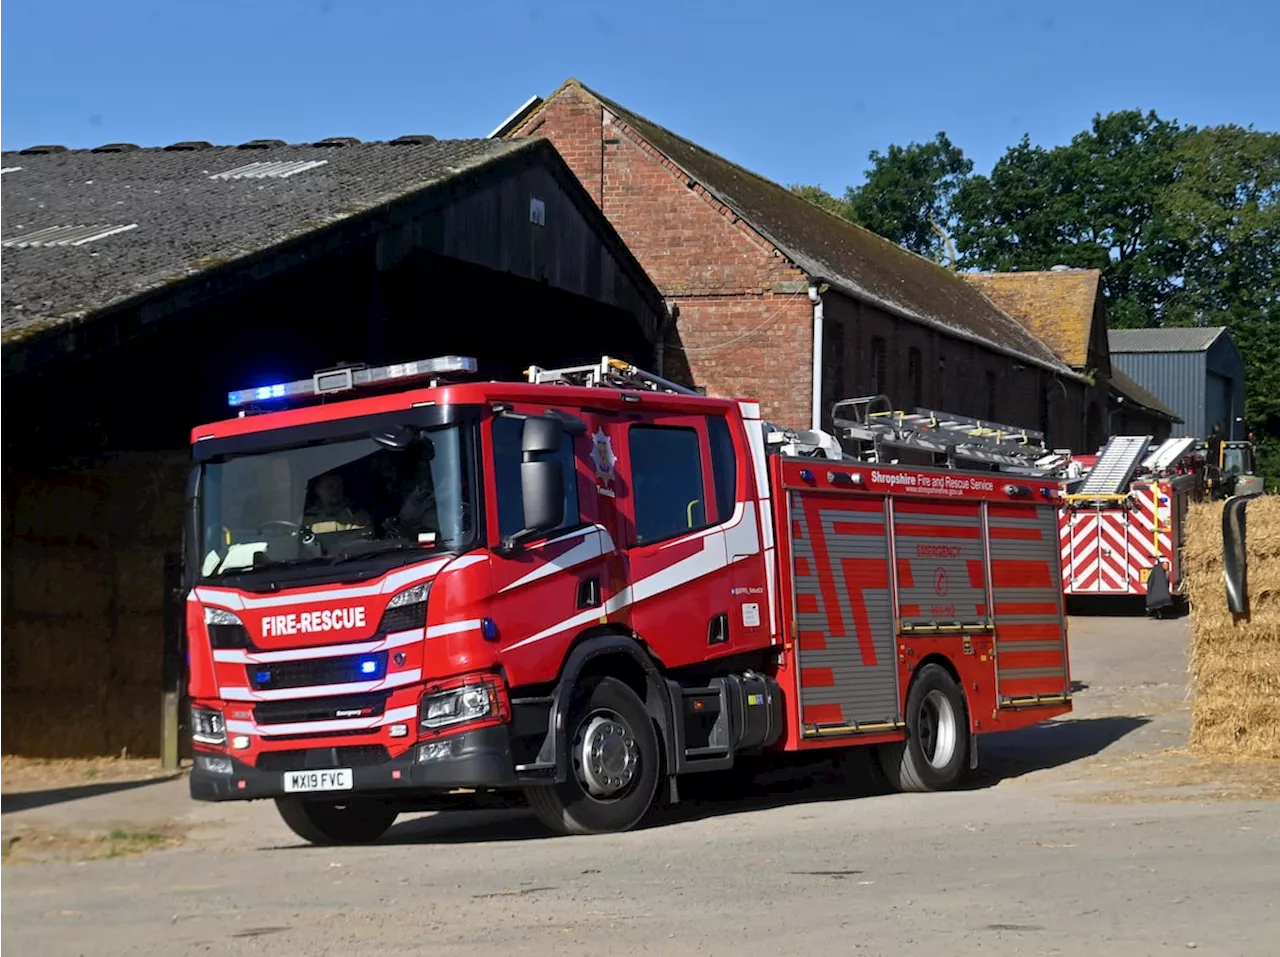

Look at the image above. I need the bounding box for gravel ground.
[4,612,1278,957]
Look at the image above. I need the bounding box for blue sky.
[4,0,1277,193]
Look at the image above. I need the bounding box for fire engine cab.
[185,356,1073,844]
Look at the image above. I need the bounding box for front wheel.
[874,664,969,793]
[274,796,398,846]
[525,676,660,835]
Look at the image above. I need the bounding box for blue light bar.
[359,659,379,675]
[227,356,478,408]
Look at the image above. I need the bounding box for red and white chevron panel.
[1058,483,1173,596]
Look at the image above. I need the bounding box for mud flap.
[969,730,979,771]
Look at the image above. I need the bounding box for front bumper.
[189,725,521,802]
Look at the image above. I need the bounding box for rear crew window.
[629,425,706,544]
[707,416,738,523]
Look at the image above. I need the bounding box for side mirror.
[502,415,566,550]
[521,415,565,456]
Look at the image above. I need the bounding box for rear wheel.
[274,796,398,846]
[874,664,969,793]
[525,676,660,835]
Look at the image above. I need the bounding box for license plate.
[282,768,353,793]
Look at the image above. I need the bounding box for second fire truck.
[1057,434,1206,614]
[184,357,1073,843]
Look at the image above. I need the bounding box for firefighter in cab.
[303,473,372,533]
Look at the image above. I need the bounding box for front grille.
[256,745,390,772]
[247,651,389,690]
[253,691,390,726]
[209,622,255,649]
[377,601,427,634]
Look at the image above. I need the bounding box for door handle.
[577,578,601,610]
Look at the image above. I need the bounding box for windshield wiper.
[329,539,427,564]
[210,553,334,577]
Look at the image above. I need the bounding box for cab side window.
[492,416,581,540]
[630,425,706,544]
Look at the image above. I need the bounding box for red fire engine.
[185,357,1073,844]
[1057,434,1206,614]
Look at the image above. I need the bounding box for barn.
[495,80,1095,449]
[1107,326,1246,441]
[1,134,668,758]
[962,268,1181,447]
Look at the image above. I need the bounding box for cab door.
[612,412,725,668]
[483,404,611,684]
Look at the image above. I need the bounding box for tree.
[953,110,1185,328]
[788,183,849,217]
[1155,125,1280,478]
[843,133,973,265]
[810,110,1279,481]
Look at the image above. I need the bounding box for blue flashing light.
[255,670,271,684]
[226,355,479,409]
[481,618,499,641]
[359,659,379,676]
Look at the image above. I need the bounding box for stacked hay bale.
[1184,495,1280,759]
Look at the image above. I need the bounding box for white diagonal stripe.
[219,669,422,701]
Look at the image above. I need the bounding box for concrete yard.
[4,613,1278,957]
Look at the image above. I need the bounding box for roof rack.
[524,356,702,397]
[830,394,1070,475]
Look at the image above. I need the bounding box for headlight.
[204,606,243,626]
[191,706,226,746]
[378,582,431,633]
[203,606,253,649]
[387,582,430,608]
[419,681,494,730]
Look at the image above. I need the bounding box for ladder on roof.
[830,395,1066,474]
[524,356,702,396]
[1141,436,1197,473]
[1076,434,1152,495]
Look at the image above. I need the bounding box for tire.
[274,796,398,846]
[524,675,661,835]
[874,663,969,793]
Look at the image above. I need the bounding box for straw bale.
[101,452,188,544]
[114,545,167,614]
[0,692,110,757]
[9,546,114,617]
[1,618,112,694]
[1184,495,1280,760]
[110,613,166,687]
[9,467,111,546]
[102,685,162,758]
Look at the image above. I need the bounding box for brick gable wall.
[510,85,1093,447]
[510,86,814,428]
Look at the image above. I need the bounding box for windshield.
[197,424,473,580]
[1221,447,1250,477]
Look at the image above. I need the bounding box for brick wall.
[821,291,1093,450]
[512,86,814,426]
[511,87,1096,444]
[1,453,186,757]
